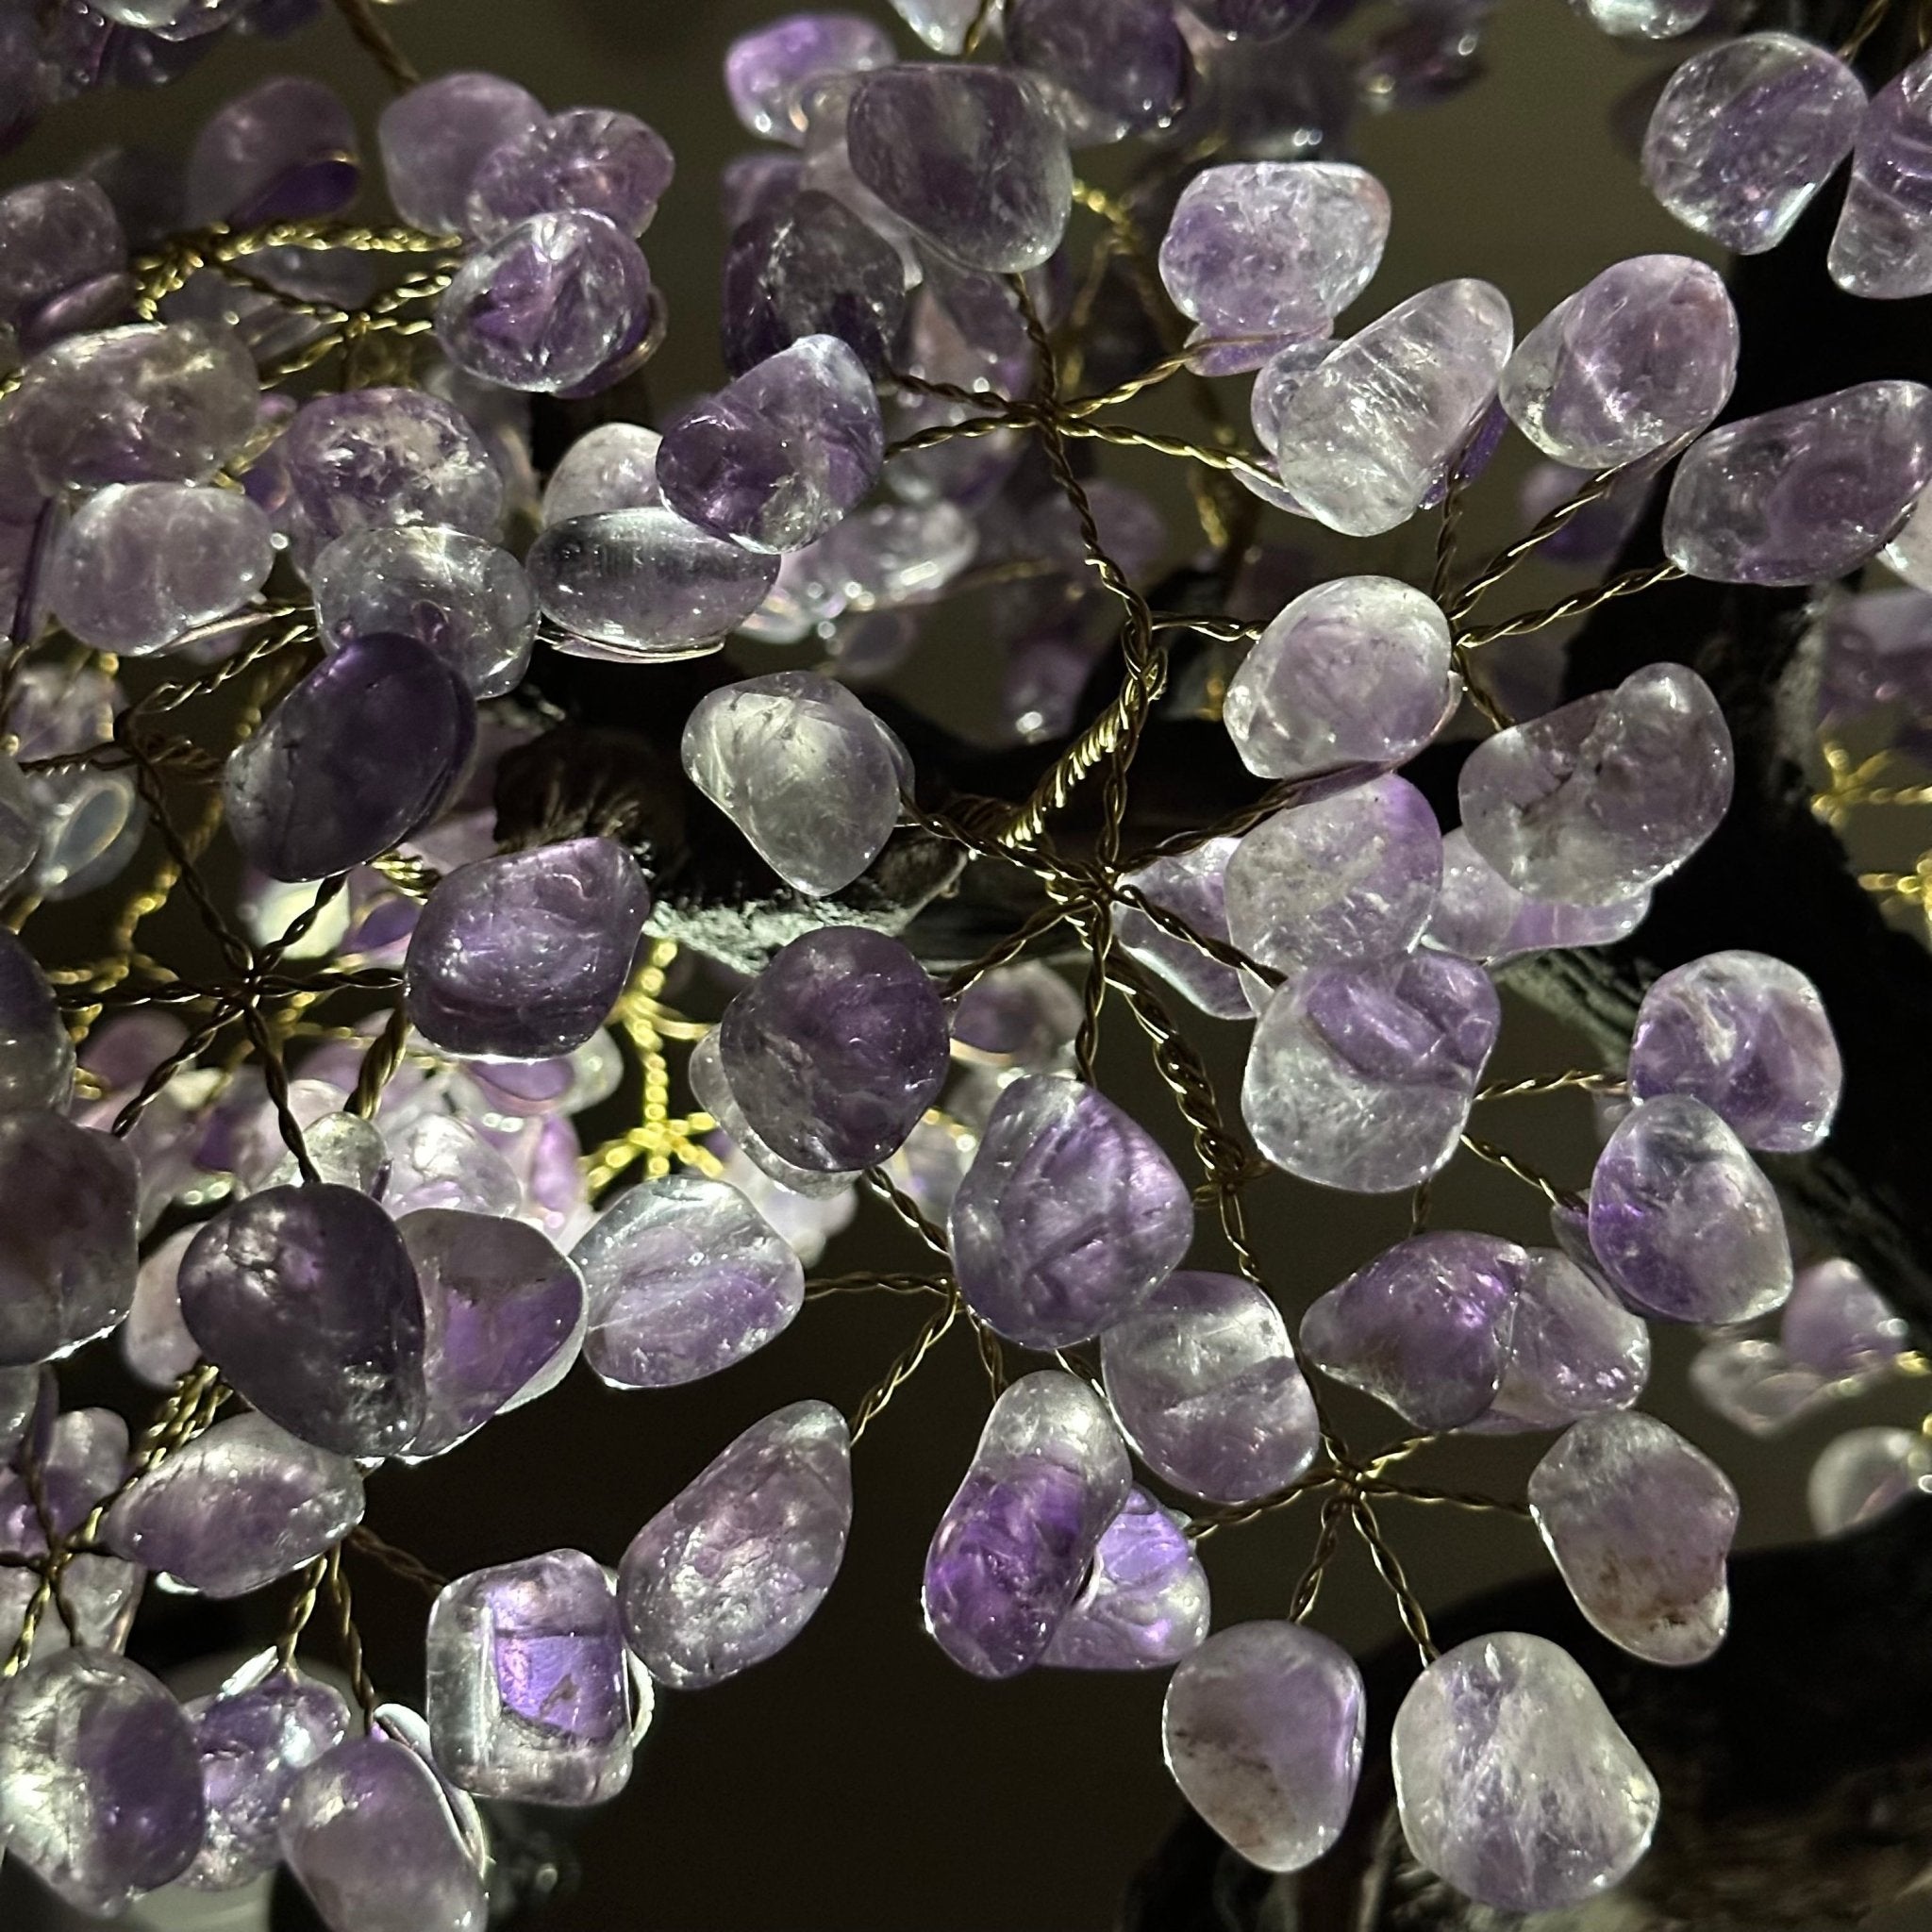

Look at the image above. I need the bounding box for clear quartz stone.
[1831,49,1932,297]
[541,424,662,524]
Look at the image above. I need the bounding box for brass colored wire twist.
[1457,560,1687,649]
[850,1295,960,1442]
[325,1544,381,1725]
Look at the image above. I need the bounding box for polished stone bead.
[923,1371,1130,1678]
[467,108,673,240]
[0,928,75,1116]
[796,74,926,281]
[46,480,274,655]
[846,65,1073,272]
[1664,381,1932,585]
[1831,50,1932,297]
[1694,1335,1834,1436]
[102,1409,363,1597]
[1499,256,1738,469]
[619,1399,852,1688]
[0,1650,206,1915]
[0,752,41,898]
[427,1549,632,1805]
[541,423,662,524]
[1809,1425,1932,1536]
[659,335,882,553]
[1628,949,1841,1151]
[1644,34,1864,255]
[1271,280,1513,537]
[383,1115,524,1221]
[1468,1247,1650,1433]
[1113,837,1250,1021]
[1163,1620,1363,1871]
[0,1409,138,1658]
[405,838,648,1059]
[1424,828,1651,964]
[280,1735,488,1932]
[682,672,905,896]
[401,1208,586,1457]
[719,927,949,1170]
[950,961,1081,1068]
[224,633,475,883]
[575,1172,805,1388]
[1043,1490,1209,1669]
[313,525,538,699]
[1242,953,1501,1193]
[1008,0,1191,142]
[1570,0,1710,37]
[1225,775,1443,982]
[528,508,782,658]
[726,13,896,142]
[177,1183,425,1456]
[1782,1257,1906,1379]
[1589,1093,1791,1324]
[377,71,543,234]
[185,75,358,226]
[890,0,981,50]
[950,1074,1194,1348]
[1101,1270,1319,1504]
[0,1112,136,1367]
[1224,578,1453,781]
[688,1029,858,1200]
[1458,664,1732,904]
[1392,1631,1659,1909]
[0,181,125,349]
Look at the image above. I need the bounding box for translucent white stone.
[1808,1425,1932,1536]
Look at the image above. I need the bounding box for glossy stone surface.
[1570,0,1710,37]
[1644,34,1864,255]
[1008,0,1191,141]
[950,961,1081,1068]
[377,70,543,234]
[846,65,1073,272]
[0,753,40,898]
[719,927,949,1170]
[950,1074,1194,1348]
[177,1183,425,1456]
[541,423,663,523]
[1102,1271,1319,1504]
[1589,1094,1792,1324]
[1392,1631,1659,1910]
[1424,829,1651,964]
[1163,1621,1366,1873]
[1458,664,1732,904]
[688,1029,858,1201]
[1782,1258,1906,1379]
[225,633,475,883]
[682,672,906,895]
[1691,1335,1832,1435]
[727,13,896,142]
[0,1409,135,1663]
[1270,280,1513,537]
[184,75,358,226]
[619,1399,853,1688]
[922,1372,1131,1678]
[1470,1247,1651,1433]
[467,107,674,239]
[1113,837,1250,1021]
[1499,255,1738,469]
[0,180,125,346]
[1831,49,1932,297]
[1664,381,1932,585]
[1043,1490,1209,1669]
[1809,1425,1932,1536]
[0,927,76,1116]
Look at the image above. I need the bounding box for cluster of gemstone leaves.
[3,0,1932,1921]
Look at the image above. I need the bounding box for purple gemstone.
[1466,1247,1651,1433]
[1425,828,1650,964]
[0,926,76,1115]
[1831,48,1932,297]
[688,1028,858,1200]
[0,1409,138,1657]
[726,12,897,143]
[1113,837,1251,1021]
[467,108,673,240]
[0,179,125,343]
[723,150,807,228]
[1008,0,1191,142]
[185,75,358,226]
[377,71,544,234]
[1809,1426,1932,1536]
[1043,1489,1210,1669]
[1781,1258,1907,1379]
[950,960,1081,1067]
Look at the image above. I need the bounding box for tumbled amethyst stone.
[467,107,673,240]
[1831,49,1932,297]
[541,423,662,523]
[0,180,125,348]
[1643,34,1864,255]
[1782,1257,1906,1379]
[1008,0,1191,141]
[1425,829,1651,964]
[923,1371,1131,1679]
[1113,837,1250,1021]
[377,70,543,234]
[1589,1093,1792,1324]
[0,927,76,1116]
[1043,1489,1209,1669]
[719,926,949,1171]
[950,1074,1194,1348]
[185,75,359,226]
[620,1399,853,1688]
[688,1029,858,1200]
[1809,1425,1932,1535]
[846,65,1074,273]
[950,961,1081,1068]
[1163,1622,1365,1873]
[1467,1247,1650,1433]
[0,754,42,900]
[178,1183,426,1456]
[0,1408,137,1659]
[1691,1335,1832,1436]
[727,13,897,142]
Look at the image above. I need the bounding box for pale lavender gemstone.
[726,13,896,142]
[1424,828,1650,964]
[619,1398,853,1688]
[797,75,925,283]
[527,507,782,658]
[0,1650,206,1914]
[923,1371,1130,1678]
[427,1549,632,1804]
[950,1074,1193,1348]
[1570,0,1710,37]
[1499,256,1739,469]
[466,108,673,240]
[891,0,982,51]
[847,65,1073,273]
[1644,34,1864,255]
[0,1409,138,1657]
[1159,163,1389,340]
[405,839,648,1059]
[719,927,949,1170]
[1589,1093,1791,1324]
[1043,1489,1209,1669]
[710,1126,859,1257]
[1530,1411,1737,1665]
[1302,1231,1524,1429]
[0,180,125,344]
[0,926,76,1115]
[1628,950,1841,1151]
[1272,280,1513,537]
[682,671,905,895]
[402,1208,585,1457]
[1241,953,1501,1193]
[0,752,40,897]
[1458,664,1733,904]
[183,1675,351,1890]
[178,1183,425,1456]
[185,75,358,226]
[950,960,1081,1067]
[280,1735,488,1932]
[1782,1258,1907,1379]
[0,1113,136,1366]
[659,335,883,553]
[313,525,537,699]
[122,1230,203,1389]
[1008,0,1191,141]
[224,633,476,882]
[803,500,979,615]
[1224,577,1453,780]
[1831,50,1932,297]
[378,72,543,234]
[1163,1621,1365,1872]
[102,1409,363,1597]
[1467,1247,1650,1433]
[1101,1271,1319,1504]
[688,1029,858,1201]
[1224,774,1443,983]
[46,481,273,654]
[6,662,142,905]
[383,1115,523,1220]
[1392,1631,1659,1910]
[541,424,660,524]
[1809,1426,1932,1536]
[1664,381,1932,585]
[1690,1336,1831,1435]
[1113,837,1250,1021]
